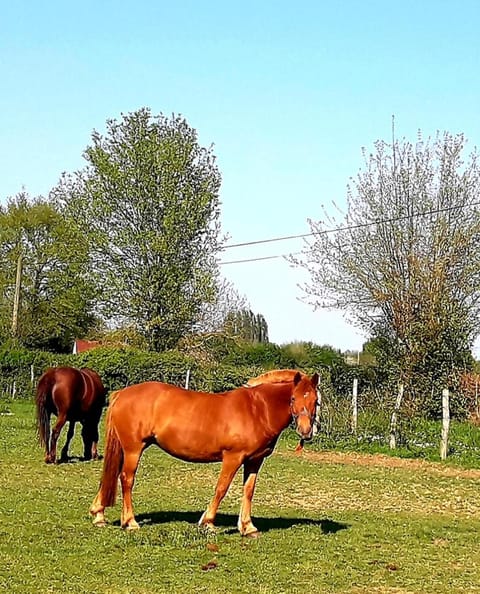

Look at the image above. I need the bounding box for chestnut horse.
[247,369,322,450]
[90,371,319,536]
[35,366,106,464]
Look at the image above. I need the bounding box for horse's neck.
[259,383,293,430]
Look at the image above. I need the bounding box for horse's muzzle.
[295,420,314,441]
[296,428,313,441]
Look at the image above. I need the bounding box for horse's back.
[110,381,214,416]
[37,366,77,397]
[110,381,249,414]
[106,381,281,462]
[37,366,105,417]
[79,368,106,411]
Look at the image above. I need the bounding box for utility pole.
[11,252,23,336]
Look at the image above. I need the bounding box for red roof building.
[72,339,102,354]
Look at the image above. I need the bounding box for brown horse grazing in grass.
[247,369,322,451]
[35,366,106,464]
[89,371,319,536]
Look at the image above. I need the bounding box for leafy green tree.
[0,192,96,351]
[223,309,269,343]
[293,132,480,410]
[54,108,223,351]
[280,341,344,370]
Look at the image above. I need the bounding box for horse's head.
[290,372,320,441]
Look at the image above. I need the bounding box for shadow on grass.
[56,455,104,465]
[130,510,349,534]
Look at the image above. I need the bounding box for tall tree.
[223,309,269,343]
[197,279,249,334]
[293,132,480,405]
[0,192,96,351]
[54,108,223,351]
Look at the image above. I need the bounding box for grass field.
[1,399,480,594]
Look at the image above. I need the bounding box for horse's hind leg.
[198,452,243,531]
[60,421,75,462]
[90,420,101,461]
[42,415,51,463]
[120,448,144,530]
[82,415,101,461]
[47,413,67,464]
[237,457,264,537]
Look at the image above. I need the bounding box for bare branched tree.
[292,132,480,407]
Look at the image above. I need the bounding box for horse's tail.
[98,392,123,507]
[35,372,52,448]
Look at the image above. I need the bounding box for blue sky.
[1,1,479,352]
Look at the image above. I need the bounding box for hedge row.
[0,344,266,400]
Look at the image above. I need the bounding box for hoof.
[198,512,216,533]
[123,521,140,531]
[243,530,261,539]
[91,511,107,527]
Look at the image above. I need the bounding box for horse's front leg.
[47,413,67,464]
[198,453,243,532]
[238,457,264,537]
[60,421,75,462]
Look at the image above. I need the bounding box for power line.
[221,252,302,265]
[220,201,480,265]
[225,232,313,249]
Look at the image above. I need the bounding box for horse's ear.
[293,371,302,385]
[311,372,319,388]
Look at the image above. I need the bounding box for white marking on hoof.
[198,512,216,532]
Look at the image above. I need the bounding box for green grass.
[310,409,480,468]
[1,399,480,594]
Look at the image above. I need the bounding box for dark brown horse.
[90,371,319,536]
[35,366,106,464]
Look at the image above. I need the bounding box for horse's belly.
[155,436,223,463]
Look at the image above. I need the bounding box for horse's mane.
[246,369,305,387]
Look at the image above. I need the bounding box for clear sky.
[1,1,479,352]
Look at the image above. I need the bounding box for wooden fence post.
[351,378,358,434]
[475,377,479,418]
[313,384,322,436]
[440,388,450,460]
[389,383,404,449]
